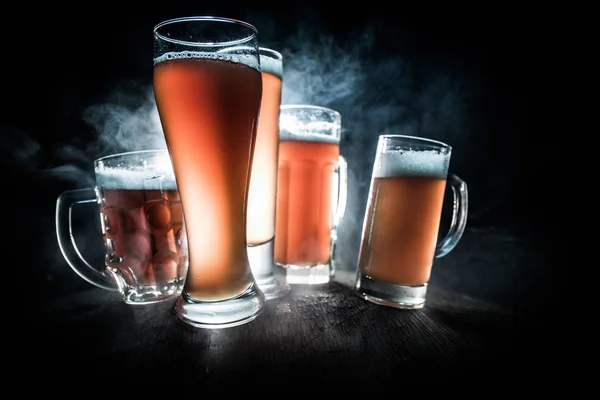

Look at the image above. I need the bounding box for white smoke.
[82,83,166,155]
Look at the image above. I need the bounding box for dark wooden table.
[39,269,553,388]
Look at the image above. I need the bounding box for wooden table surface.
[38,269,553,388]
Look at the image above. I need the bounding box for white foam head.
[375,149,450,179]
[279,121,340,144]
[96,164,177,190]
[153,50,260,72]
[279,106,341,144]
[260,53,282,78]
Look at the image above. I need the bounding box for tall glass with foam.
[274,105,348,285]
[246,47,290,300]
[355,135,468,309]
[153,17,265,328]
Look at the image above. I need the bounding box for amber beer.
[274,136,340,266]
[56,150,187,304]
[357,170,447,286]
[355,134,469,309]
[153,52,262,301]
[247,49,283,246]
[97,168,187,289]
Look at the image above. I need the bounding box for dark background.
[5,3,552,322]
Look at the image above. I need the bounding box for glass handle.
[333,155,348,230]
[435,173,469,258]
[55,188,117,291]
[329,155,348,278]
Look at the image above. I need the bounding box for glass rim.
[259,47,283,60]
[378,134,451,151]
[280,104,341,118]
[94,149,169,164]
[153,16,258,47]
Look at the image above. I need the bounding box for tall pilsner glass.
[153,16,265,329]
[246,47,290,300]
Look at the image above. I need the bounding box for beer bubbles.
[95,154,186,292]
[375,148,450,180]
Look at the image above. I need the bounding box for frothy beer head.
[279,105,341,144]
[374,135,451,179]
[375,149,450,180]
[154,50,260,72]
[259,47,283,78]
[94,150,177,190]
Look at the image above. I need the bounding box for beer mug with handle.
[153,16,265,328]
[274,105,348,285]
[55,150,188,304]
[355,134,468,309]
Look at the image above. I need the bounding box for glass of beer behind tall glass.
[355,134,468,309]
[246,47,290,300]
[153,16,265,329]
[274,105,348,285]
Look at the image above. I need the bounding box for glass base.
[108,269,184,305]
[355,273,427,309]
[174,283,265,329]
[248,240,290,300]
[281,263,333,285]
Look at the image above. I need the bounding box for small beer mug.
[355,134,468,309]
[274,105,348,284]
[55,150,188,304]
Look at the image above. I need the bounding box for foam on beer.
[375,149,450,179]
[279,120,340,144]
[260,55,282,78]
[154,51,260,72]
[96,166,178,190]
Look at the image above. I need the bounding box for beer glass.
[153,16,265,329]
[274,105,348,285]
[55,150,187,304]
[246,47,290,300]
[355,134,468,309]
